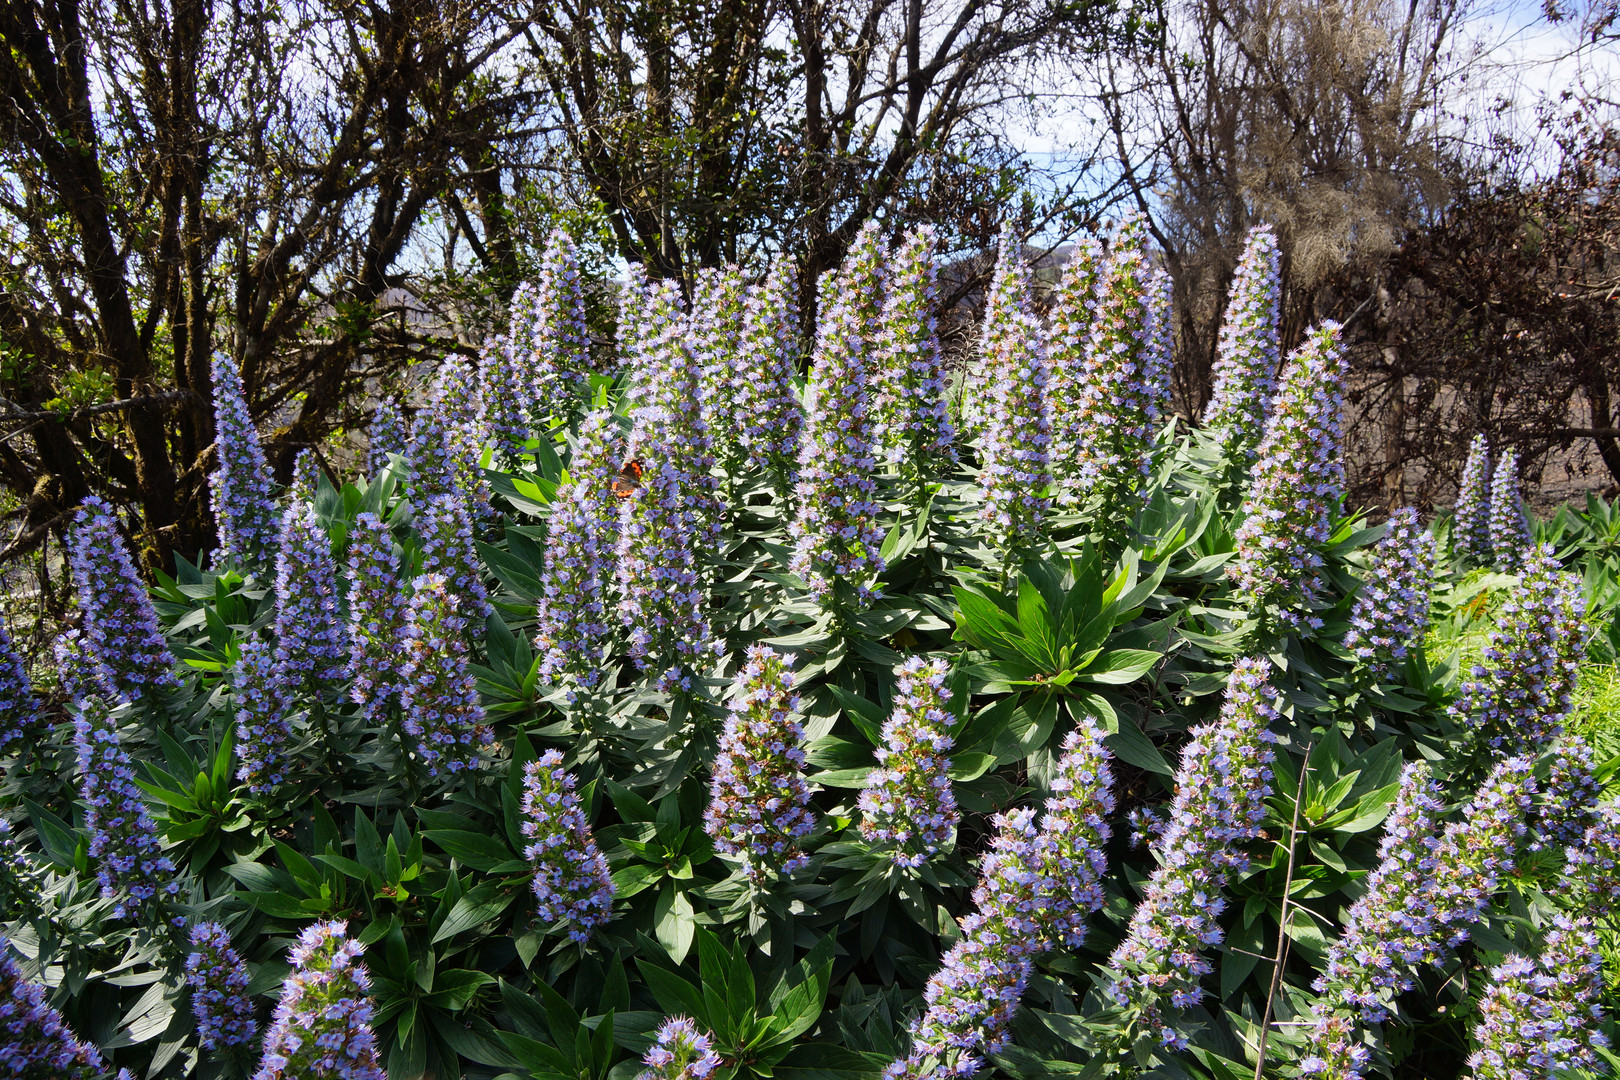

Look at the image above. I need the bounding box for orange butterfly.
[610,459,644,499]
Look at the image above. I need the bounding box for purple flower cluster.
[1534,737,1605,852]
[1447,544,1585,754]
[1454,434,1494,565]
[1201,225,1282,463]
[0,818,39,913]
[0,938,106,1077]
[859,657,959,865]
[482,282,538,456]
[1304,756,1542,1078]
[875,227,956,486]
[637,1017,723,1080]
[692,266,749,470]
[67,496,179,699]
[1344,508,1436,680]
[185,921,257,1050]
[1297,1014,1370,1080]
[1047,234,1104,478]
[1489,449,1535,572]
[1033,722,1117,949]
[72,696,180,920]
[1468,915,1608,1080]
[520,750,615,942]
[1142,269,1176,430]
[252,920,384,1080]
[367,398,407,478]
[1066,216,1160,513]
[893,807,1042,1080]
[617,282,717,690]
[1432,756,1537,926]
[271,498,350,694]
[536,410,621,691]
[53,631,108,704]
[975,227,1052,545]
[1108,657,1278,1047]
[887,725,1117,1080]
[531,229,592,401]
[0,623,37,756]
[1562,798,1620,913]
[209,351,281,571]
[397,574,494,778]
[789,224,887,607]
[287,449,322,509]
[703,647,817,882]
[346,513,408,719]
[409,359,489,513]
[233,637,295,795]
[418,492,492,624]
[734,256,804,494]
[1229,322,1347,630]
[1310,764,1450,1025]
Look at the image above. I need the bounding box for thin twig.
[1254,746,1311,1080]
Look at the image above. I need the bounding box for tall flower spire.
[409,358,490,513]
[1047,233,1105,479]
[417,491,492,624]
[1229,321,1347,631]
[0,939,108,1077]
[0,623,38,758]
[254,921,384,1080]
[1448,544,1585,754]
[346,512,409,720]
[367,398,407,478]
[529,228,592,414]
[536,409,620,692]
[209,351,280,571]
[1108,658,1277,1048]
[1488,449,1534,571]
[886,721,1116,1080]
[637,1017,724,1080]
[886,808,1043,1080]
[185,921,257,1050]
[233,636,295,796]
[481,279,538,455]
[270,498,349,696]
[1467,916,1608,1080]
[1344,508,1436,681]
[735,255,805,495]
[1034,721,1117,949]
[398,574,494,778]
[692,265,749,471]
[520,750,616,942]
[1453,434,1493,565]
[789,223,887,610]
[616,280,717,690]
[704,647,817,883]
[1065,216,1160,515]
[72,697,181,921]
[859,656,958,865]
[975,226,1051,548]
[1201,225,1282,463]
[1142,268,1176,431]
[1301,758,1540,1079]
[67,496,179,699]
[875,227,956,489]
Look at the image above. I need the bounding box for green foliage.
[2,403,1617,1080]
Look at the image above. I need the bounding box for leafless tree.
[1090,0,1468,415]
[520,0,1149,300]
[0,0,539,564]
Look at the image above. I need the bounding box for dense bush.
[0,223,1617,1080]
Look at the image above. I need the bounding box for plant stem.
[1253,745,1310,1080]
